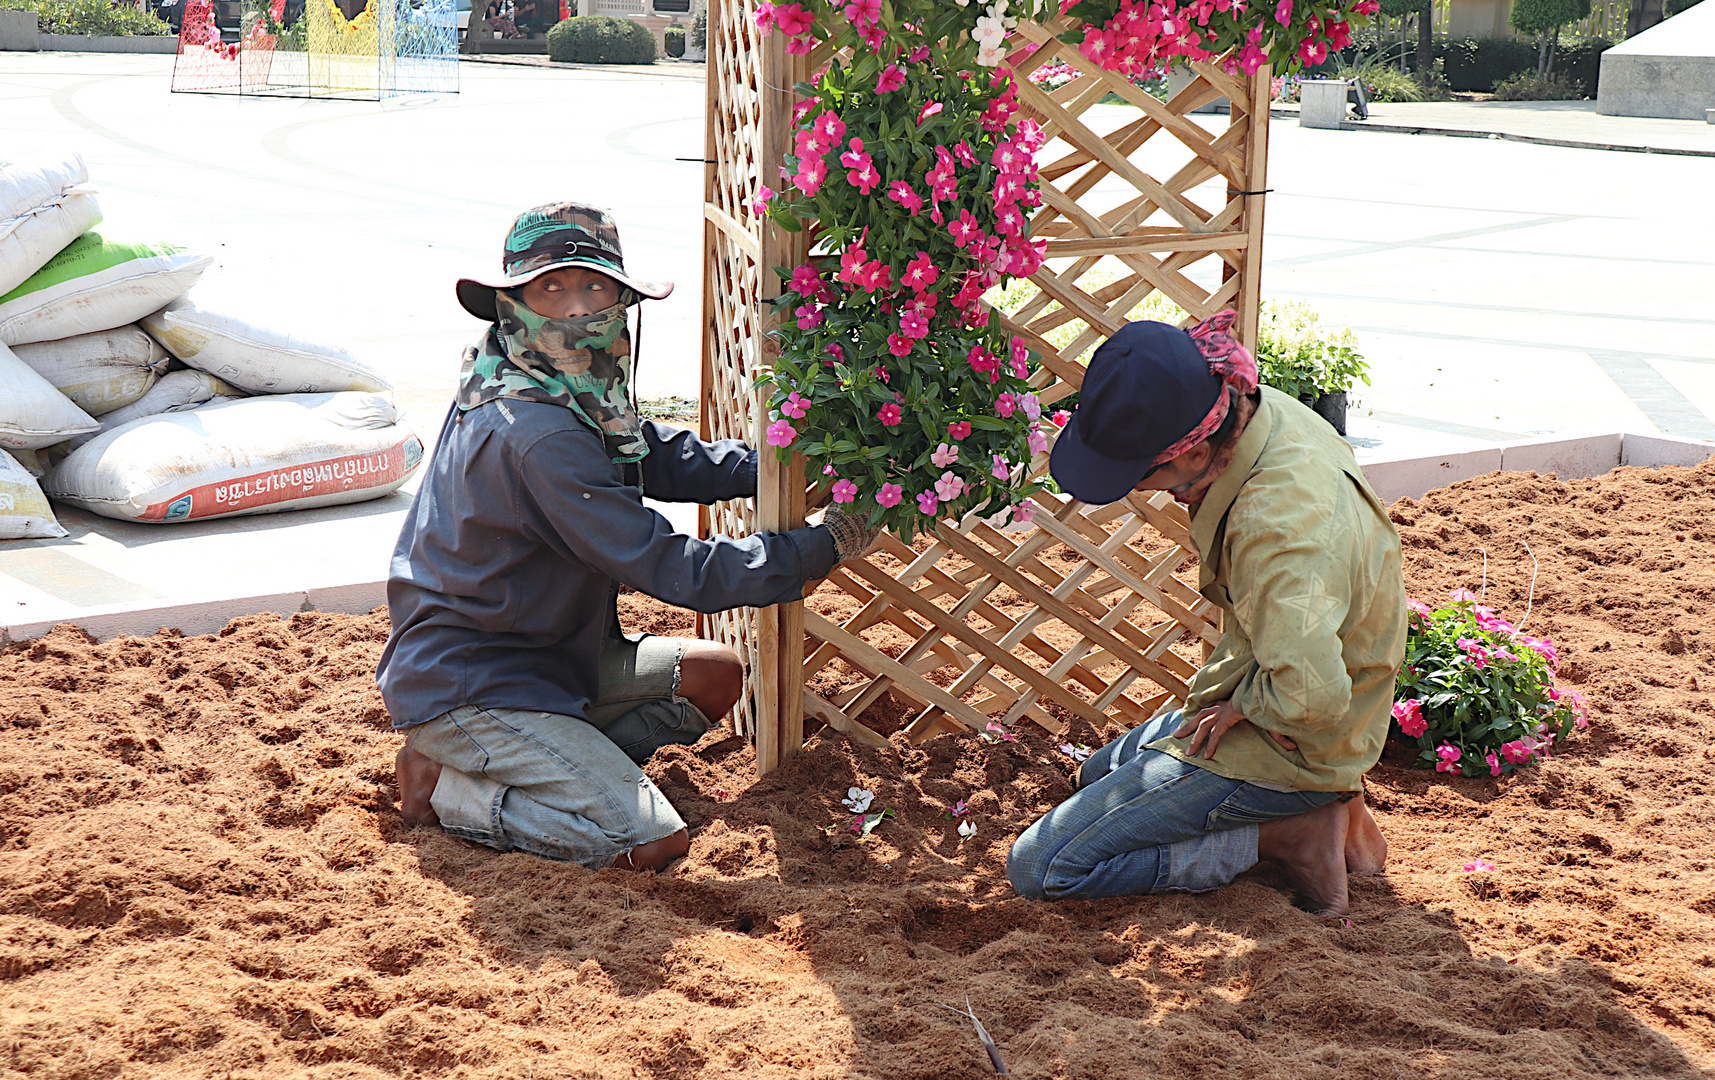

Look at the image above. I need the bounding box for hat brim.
[455,259,674,322]
[1048,410,1155,506]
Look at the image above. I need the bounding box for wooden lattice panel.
[803,487,1223,744]
[701,9,1271,769]
[698,0,811,769]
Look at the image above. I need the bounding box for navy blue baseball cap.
[1049,321,1222,505]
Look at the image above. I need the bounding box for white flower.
[958,819,977,840]
[976,42,1007,67]
[843,787,875,813]
[973,16,1005,46]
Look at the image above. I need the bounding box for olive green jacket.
[1146,386,1407,792]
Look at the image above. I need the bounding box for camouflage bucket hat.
[455,201,674,322]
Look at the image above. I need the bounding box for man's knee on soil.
[678,643,743,724]
[1005,833,1053,900]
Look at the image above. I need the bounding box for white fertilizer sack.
[66,369,245,451]
[0,340,101,450]
[0,154,102,298]
[0,450,67,540]
[142,297,391,395]
[0,233,211,346]
[12,325,170,416]
[46,392,423,523]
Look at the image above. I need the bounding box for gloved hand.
[820,505,884,564]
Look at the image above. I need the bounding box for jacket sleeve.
[639,420,759,504]
[519,429,835,614]
[1224,481,1355,736]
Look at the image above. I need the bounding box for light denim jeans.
[1007,711,1340,900]
[403,634,709,868]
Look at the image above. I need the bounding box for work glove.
[821,505,883,564]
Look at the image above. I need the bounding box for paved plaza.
[2,51,1712,637]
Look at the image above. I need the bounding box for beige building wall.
[1447,0,1514,37]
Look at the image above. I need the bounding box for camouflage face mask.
[455,290,648,464]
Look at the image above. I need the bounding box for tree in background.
[1510,0,1591,76]
[1379,0,1432,78]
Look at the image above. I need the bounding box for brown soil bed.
[3,460,1715,1079]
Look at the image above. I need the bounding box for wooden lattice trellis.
[700,3,1272,772]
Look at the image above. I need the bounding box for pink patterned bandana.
[1149,309,1260,467]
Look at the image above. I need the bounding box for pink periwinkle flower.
[792,156,827,195]
[907,45,929,63]
[1010,501,1035,526]
[765,418,797,448]
[995,393,1017,419]
[878,402,903,427]
[1051,409,1071,428]
[934,471,965,502]
[887,333,913,358]
[772,1,812,36]
[1486,748,1503,777]
[831,478,858,503]
[902,251,939,290]
[949,209,981,248]
[790,263,824,297]
[1434,742,1462,773]
[930,442,959,468]
[991,454,1012,481]
[917,100,944,125]
[1018,392,1042,421]
[1519,636,1559,668]
[899,311,929,340]
[813,111,845,144]
[1500,739,1533,765]
[780,391,810,419]
[876,482,903,508]
[954,140,977,167]
[888,181,925,215]
[1392,698,1427,737]
[916,490,939,515]
[1449,588,1478,603]
[947,420,972,441]
[1274,0,1292,23]
[1027,423,1049,456]
[795,304,823,330]
[1406,597,1433,618]
[876,63,905,93]
[750,185,774,216]
[966,345,1000,379]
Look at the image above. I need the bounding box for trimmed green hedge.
[546,14,656,63]
[0,0,171,35]
[1307,34,1612,95]
[664,24,683,56]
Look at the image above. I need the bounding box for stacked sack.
[0,154,423,539]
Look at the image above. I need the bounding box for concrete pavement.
[1,53,1711,639]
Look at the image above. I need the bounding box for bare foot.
[1344,793,1388,876]
[1257,800,1350,916]
[395,745,443,827]
[613,828,690,873]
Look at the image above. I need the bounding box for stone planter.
[0,9,37,50]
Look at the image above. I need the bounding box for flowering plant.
[1392,590,1588,778]
[1060,0,1377,75]
[754,0,1060,538]
[751,0,1380,539]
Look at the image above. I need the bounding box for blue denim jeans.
[402,634,706,868]
[1007,711,1340,901]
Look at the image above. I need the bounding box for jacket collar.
[1188,389,1274,588]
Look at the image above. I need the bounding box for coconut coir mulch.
[4,460,1715,1079]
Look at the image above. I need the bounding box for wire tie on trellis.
[1517,540,1538,632]
[1225,188,1274,196]
[674,157,719,163]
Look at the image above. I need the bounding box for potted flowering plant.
[1253,300,1368,436]
[752,0,1382,539]
[1392,589,1589,778]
